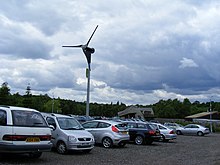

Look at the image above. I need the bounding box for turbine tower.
[62,25,98,116]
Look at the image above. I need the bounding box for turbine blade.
[62,44,82,48]
[86,25,98,46]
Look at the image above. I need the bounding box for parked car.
[150,123,177,142]
[82,120,129,148]
[164,122,183,131]
[42,113,95,154]
[121,121,161,145]
[176,124,210,136]
[0,106,52,158]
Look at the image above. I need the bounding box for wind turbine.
[62,25,99,117]
[62,25,98,70]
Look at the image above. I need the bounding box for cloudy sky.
[0,0,220,105]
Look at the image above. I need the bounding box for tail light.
[3,135,51,141]
[3,135,26,141]
[112,125,119,133]
[149,130,156,135]
[169,130,175,134]
[40,135,51,141]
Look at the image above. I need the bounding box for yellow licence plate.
[26,137,40,142]
[121,131,128,134]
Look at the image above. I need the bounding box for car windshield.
[12,110,48,127]
[57,117,84,130]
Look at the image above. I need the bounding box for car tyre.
[102,137,113,148]
[57,141,68,154]
[176,130,182,135]
[135,135,145,145]
[29,152,42,158]
[197,131,204,136]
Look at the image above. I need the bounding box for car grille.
[78,138,91,141]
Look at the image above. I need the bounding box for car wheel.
[160,135,169,142]
[135,135,144,145]
[29,152,42,158]
[102,137,113,148]
[118,142,126,147]
[57,141,68,154]
[176,130,182,135]
[197,131,204,136]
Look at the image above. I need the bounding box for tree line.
[0,82,219,119]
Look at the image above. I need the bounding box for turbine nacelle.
[85,47,95,54]
[62,25,98,70]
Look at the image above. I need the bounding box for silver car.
[151,123,177,142]
[42,113,95,154]
[82,120,129,148]
[176,124,210,136]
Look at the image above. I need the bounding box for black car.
[122,121,161,145]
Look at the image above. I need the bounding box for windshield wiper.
[33,122,43,125]
[65,127,84,130]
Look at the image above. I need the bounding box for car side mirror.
[49,125,55,130]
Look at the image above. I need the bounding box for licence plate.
[26,137,40,142]
[121,131,128,134]
[81,143,89,146]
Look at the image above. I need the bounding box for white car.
[176,124,210,136]
[150,123,177,142]
[0,106,52,158]
[42,113,95,154]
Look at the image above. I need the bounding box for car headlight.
[68,136,77,142]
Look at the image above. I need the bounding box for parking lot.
[1,133,220,165]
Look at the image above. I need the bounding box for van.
[0,106,52,158]
[42,113,95,154]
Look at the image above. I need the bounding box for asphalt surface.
[1,133,220,165]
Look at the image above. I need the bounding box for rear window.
[115,123,127,130]
[148,124,157,130]
[0,110,6,126]
[125,122,137,128]
[12,110,48,127]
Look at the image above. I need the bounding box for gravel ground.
[1,133,220,165]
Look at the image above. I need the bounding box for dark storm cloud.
[1,0,220,104]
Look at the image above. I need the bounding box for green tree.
[44,99,61,113]
[0,82,11,105]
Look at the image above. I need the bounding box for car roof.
[85,119,123,125]
[0,105,38,112]
[41,112,73,118]
[121,121,146,124]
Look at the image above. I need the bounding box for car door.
[82,121,99,142]
[46,117,58,145]
[0,110,9,142]
[182,125,193,134]
[190,125,200,135]
[96,122,111,143]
